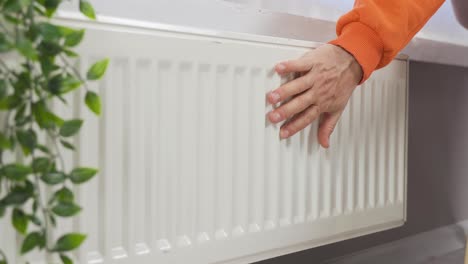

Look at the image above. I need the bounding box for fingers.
[275,59,312,75]
[267,74,315,105]
[267,89,316,123]
[318,111,342,148]
[280,105,321,139]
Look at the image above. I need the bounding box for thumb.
[318,111,342,149]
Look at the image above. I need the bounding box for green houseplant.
[0,0,107,263]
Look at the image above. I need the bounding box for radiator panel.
[0,17,408,264]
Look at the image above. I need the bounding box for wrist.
[328,22,384,83]
[348,55,363,85]
[333,44,363,85]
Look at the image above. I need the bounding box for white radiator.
[0,15,408,264]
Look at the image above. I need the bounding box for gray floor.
[422,249,465,264]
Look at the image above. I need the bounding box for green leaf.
[3,0,20,11]
[52,202,81,217]
[0,80,6,99]
[52,233,86,252]
[54,187,74,203]
[16,37,38,61]
[26,26,40,44]
[14,104,26,122]
[60,254,73,264]
[39,56,60,76]
[32,157,51,173]
[38,41,62,57]
[8,136,15,150]
[34,2,47,15]
[0,182,33,206]
[49,75,82,95]
[13,72,31,95]
[3,163,32,181]
[3,0,31,12]
[85,91,101,115]
[0,33,12,52]
[60,140,75,150]
[15,115,32,127]
[32,199,38,214]
[60,76,82,94]
[16,129,37,152]
[36,144,51,154]
[64,29,85,47]
[0,95,21,110]
[79,0,96,19]
[69,167,97,184]
[57,26,75,35]
[33,101,64,129]
[0,187,32,205]
[37,22,62,41]
[63,49,78,58]
[41,172,66,185]
[12,208,28,234]
[60,119,83,137]
[28,214,42,226]
[44,0,61,17]
[21,231,44,254]
[0,132,11,149]
[86,59,109,80]
[4,14,20,24]
[0,205,5,217]
[47,74,63,94]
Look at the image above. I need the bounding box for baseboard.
[325,219,468,264]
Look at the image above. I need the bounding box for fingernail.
[269,112,281,122]
[276,63,286,71]
[280,129,289,139]
[269,92,280,103]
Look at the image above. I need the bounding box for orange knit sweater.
[329,0,445,83]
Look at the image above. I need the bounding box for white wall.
[227,0,468,46]
[62,0,468,47]
[59,0,468,68]
[60,0,338,43]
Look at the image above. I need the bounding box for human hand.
[266,44,363,148]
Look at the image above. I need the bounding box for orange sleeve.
[329,0,445,83]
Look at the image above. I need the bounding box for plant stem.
[47,131,65,171]
[25,58,50,249]
[59,54,90,92]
